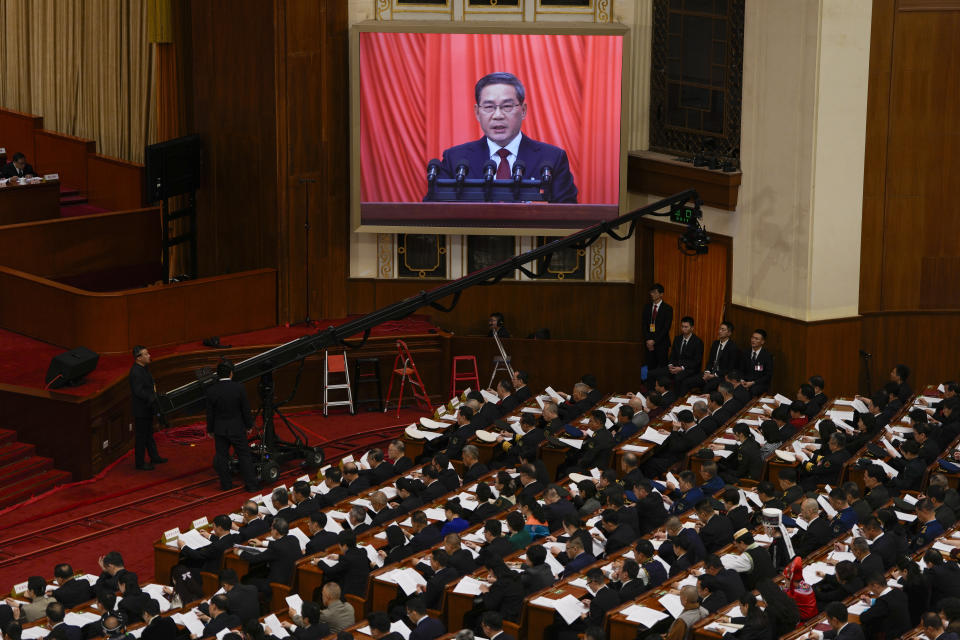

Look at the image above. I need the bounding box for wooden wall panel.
[0,108,42,164]
[860,2,960,312]
[33,130,96,191]
[87,154,145,210]
[725,305,863,396]
[188,1,278,278]
[0,209,161,278]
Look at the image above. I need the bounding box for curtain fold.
[0,0,156,163]
[360,32,622,204]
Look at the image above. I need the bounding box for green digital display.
[671,207,695,224]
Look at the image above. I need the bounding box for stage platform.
[0,316,448,480]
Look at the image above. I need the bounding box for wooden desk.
[0,179,60,225]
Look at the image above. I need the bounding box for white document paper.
[453,576,486,595]
[289,528,311,553]
[545,386,565,404]
[774,393,793,405]
[554,594,588,624]
[622,605,670,627]
[852,398,870,414]
[263,613,291,638]
[665,471,680,488]
[559,437,584,449]
[658,593,684,618]
[639,427,669,445]
[521,407,543,414]
[286,593,304,610]
[175,611,206,637]
[179,529,212,549]
[896,510,918,522]
[817,495,838,518]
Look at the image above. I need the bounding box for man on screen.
[434,72,578,203]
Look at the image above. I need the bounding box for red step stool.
[385,340,432,416]
[450,355,480,398]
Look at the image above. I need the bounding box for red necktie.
[652,303,658,323]
[496,148,511,180]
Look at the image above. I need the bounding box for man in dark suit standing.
[641,283,673,373]
[650,316,704,388]
[740,329,774,397]
[206,359,259,491]
[431,72,577,204]
[681,321,740,393]
[129,346,166,470]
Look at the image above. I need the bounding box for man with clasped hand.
[206,359,260,491]
[129,346,167,470]
[434,72,578,203]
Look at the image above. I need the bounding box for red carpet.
[0,315,441,395]
[0,407,429,587]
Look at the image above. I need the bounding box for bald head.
[801,498,819,520]
[681,585,699,604]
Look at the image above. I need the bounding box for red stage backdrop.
[359,32,623,206]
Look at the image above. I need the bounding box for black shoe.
[152,457,169,464]
[136,464,155,471]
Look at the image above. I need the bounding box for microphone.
[454,161,469,187]
[539,164,553,184]
[426,159,441,183]
[482,160,497,183]
[511,160,526,184]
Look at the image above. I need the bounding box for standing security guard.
[206,360,260,492]
[129,346,167,470]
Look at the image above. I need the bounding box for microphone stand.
[859,350,873,396]
[491,330,515,381]
[298,178,317,326]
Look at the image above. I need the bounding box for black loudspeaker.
[45,347,99,389]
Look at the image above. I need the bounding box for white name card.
[44,173,60,181]
[0,148,6,154]
[12,581,28,594]
[164,527,181,541]
[192,516,209,529]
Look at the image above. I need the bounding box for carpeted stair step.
[59,194,89,206]
[0,429,16,447]
[0,456,54,486]
[0,442,35,467]
[0,470,72,510]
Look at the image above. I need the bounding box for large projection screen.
[350,21,630,235]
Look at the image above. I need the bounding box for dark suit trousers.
[214,431,258,488]
[646,343,670,373]
[134,417,160,466]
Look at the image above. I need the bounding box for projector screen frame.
[349,20,632,236]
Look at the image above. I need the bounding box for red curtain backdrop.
[359,32,622,205]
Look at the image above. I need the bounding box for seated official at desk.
[430,72,578,203]
[1,152,35,181]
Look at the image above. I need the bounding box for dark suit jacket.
[225,583,260,622]
[615,578,647,603]
[435,135,578,203]
[463,462,489,484]
[855,553,884,579]
[641,301,673,347]
[318,485,349,508]
[202,612,241,638]
[560,552,596,578]
[393,456,414,475]
[51,578,93,609]
[237,517,270,541]
[479,536,518,568]
[409,615,446,640]
[424,566,460,609]
[240,535,302,584]
[704,339,740,376]
[859,586,911,639]
[700,513,735,553]
[1,161,35,178]
[363,461,396,485]
[129,363,158,418]
[741,348,774,393]
[181,531,241,572]
[521,564,554,594]
[668,334,705,373]
[205,379,254,435]
[823,624,865,640]
[323,547,371,597]
[545,499,577,532]
[584,586,620,626]
[48,622,82,640]
[795,515,834,556]
[305,530,340,555]
[140,615,179,639]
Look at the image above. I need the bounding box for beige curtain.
[0,0,157,162]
